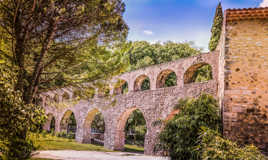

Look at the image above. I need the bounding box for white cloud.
[143,30,154,35]
[260,0,268,7]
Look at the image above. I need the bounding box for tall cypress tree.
[209,2,223,51]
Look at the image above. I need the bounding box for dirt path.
[33,150,170,160]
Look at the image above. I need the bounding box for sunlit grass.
[124,144,144,153]
[31,133,111,152]
[31,158,53,160]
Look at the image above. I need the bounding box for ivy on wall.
[209,2,223,51]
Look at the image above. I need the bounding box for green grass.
[32,133,111,152]
[124,144,144,153]
[32,133,145,153]
[31,158,53,160]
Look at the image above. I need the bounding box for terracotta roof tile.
[226,7,268,21]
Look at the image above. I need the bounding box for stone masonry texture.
[42,52,219,155]
[41,7,268,156]
[223,18,268,153]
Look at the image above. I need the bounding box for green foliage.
[91,113,105,133]
[49,117,56,133]
[67,113,77,136]
[209,2,223,51]
[193,64,213,83]
[125,110,147,146]
[164,72,177,87]
[158,94,221,160]
[199,128,267,160]
[128,41,200,71]
[30,132,111,152]
[0,61,46,159]
[141,78,150,91]
[0,0,129,103]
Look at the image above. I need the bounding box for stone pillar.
[176,67,184,88]
[55,118,61,133]
[113,129,125,151]
[43,119,51,131]
[128,79,135,92]
[75,117,84,143]
[104,122,116,150]
[144,120,162,155]
[150,76,156,90]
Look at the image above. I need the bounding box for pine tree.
[209,2,223,51]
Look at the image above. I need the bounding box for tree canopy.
[0,0,129,104]
[128,41,201,71]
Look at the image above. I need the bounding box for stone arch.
[114,79,128,95]
[114,107,147,151]
[60,110,77,134]
[156,69,177,88]
[82,108,106,144]
[62,92,70,101]
[134,75,150,91]
[184,63,213,84]
[43,113,56,132]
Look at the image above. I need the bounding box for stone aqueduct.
[42,7,268,155]
[42,52,219,155]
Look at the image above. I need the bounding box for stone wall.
[42,52,219,155]
[223,18,268,153]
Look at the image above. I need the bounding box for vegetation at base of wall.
[56,131,76,140]
[209,2,223,51]
[157,94,221,160]
[157,94,267,160]
[199,128,267,160]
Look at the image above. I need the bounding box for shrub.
[199,128,267,160]
[158,94,221,160]
[0,61,46,160]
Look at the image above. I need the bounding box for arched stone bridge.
[42,51,219,155]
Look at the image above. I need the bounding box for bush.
[199,128,267,160]
[158,94,221,160]
[0,61,46,160]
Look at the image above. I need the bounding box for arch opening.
[115,108,147,153]
[114,79,128,95]
[44,113,56,132]
[134,75,150,91]
[82,109,105,145]
[184,63,213,84]
[156,69,177,88]
[60,110,77,139]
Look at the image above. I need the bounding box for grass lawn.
[32,133,144,153]
[32,133,111,152]
[31,158,53,160]
[124,144,144,153]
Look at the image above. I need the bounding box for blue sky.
[123,0,263,51]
